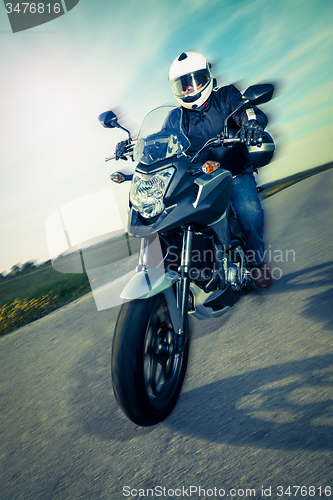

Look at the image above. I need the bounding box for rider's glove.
[115,140,128,160]
[240,120,264,147]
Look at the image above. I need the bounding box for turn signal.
[202,161,220,174]
[110,172,126,183]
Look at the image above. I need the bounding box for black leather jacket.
[165,84,268,176]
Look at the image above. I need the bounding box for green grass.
[0,264,92,336]
[0,233,141,336]
[0,264,90,308]
[258,161,333,199]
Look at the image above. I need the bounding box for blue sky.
[0,0,333,273]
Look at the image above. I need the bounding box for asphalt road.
[1,169,333,500]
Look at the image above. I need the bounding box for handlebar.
[191,134,262,163]
[105,144,134,162]
[105,135,262,163]
[217,137,262,145]
[105,154,116,162]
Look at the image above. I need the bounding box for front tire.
[111,293,190,426]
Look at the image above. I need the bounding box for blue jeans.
[231,173,265,267]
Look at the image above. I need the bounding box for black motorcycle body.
[99,84,275,426]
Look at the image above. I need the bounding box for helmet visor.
[171,69,211,99]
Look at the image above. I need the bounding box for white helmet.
[169,51,213,110]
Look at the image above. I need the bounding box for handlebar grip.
[105,155,116,162]
[223,138,241,144]
[105,148,134,162]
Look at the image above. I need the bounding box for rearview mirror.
[242,84,274,106]
[98,110,132,140]
[98,110,120,129]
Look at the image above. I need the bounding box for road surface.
[1,169,333,499]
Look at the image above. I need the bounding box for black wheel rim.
[143,298,182,408]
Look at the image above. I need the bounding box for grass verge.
[0,265,91,336]
[258,161,333,199]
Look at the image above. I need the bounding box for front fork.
[178,225,194,336]
[136,227,194,350]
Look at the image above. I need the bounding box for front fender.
[121,269,182,334]
[120,269,177,299]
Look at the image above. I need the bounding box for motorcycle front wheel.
[111,293,190,426]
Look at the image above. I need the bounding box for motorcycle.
[98,84,275,426]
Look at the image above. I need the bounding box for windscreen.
[133,106,190,166]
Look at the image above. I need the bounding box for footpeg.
[203,283,239,308]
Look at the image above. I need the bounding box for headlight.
[130,167,175,219]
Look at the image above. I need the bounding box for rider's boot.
[251,264,272,291]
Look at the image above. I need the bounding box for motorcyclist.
[167,51,271,291]
[115,51,272,290]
